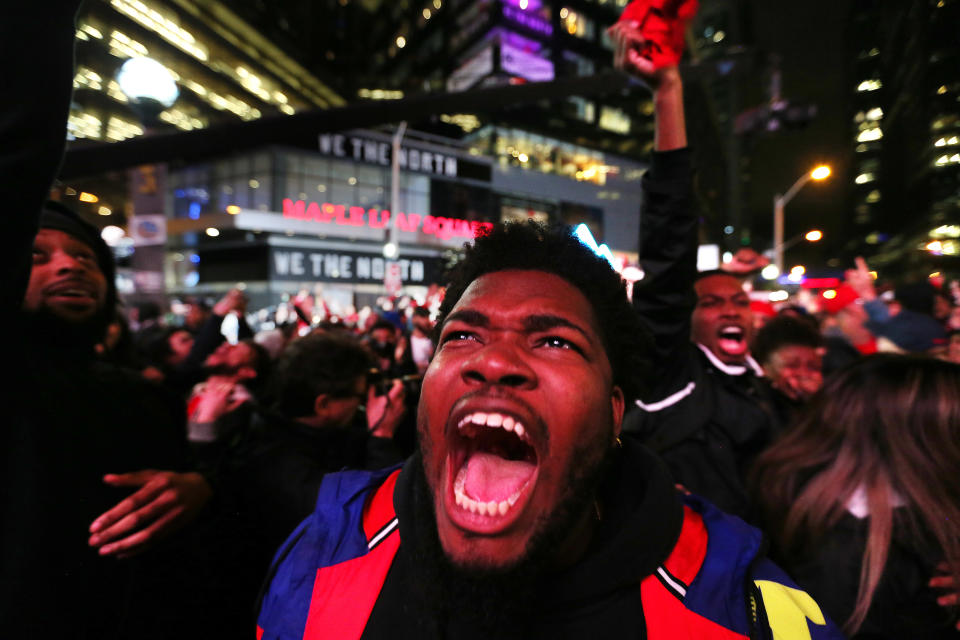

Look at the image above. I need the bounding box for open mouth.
[46,284,98,306]
[446,410,539,528]
[716,325,748,356]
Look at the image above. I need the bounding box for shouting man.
[257,8,841,640]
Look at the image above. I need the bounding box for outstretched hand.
[88,470,212,558]
[845,256,877,302]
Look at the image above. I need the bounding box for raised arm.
[609,20,697,368]
[1,1,81,313]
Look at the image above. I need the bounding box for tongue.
[463,451,536,503]
[718,337,747,355]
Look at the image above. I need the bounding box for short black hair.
[273,333,373,418]
[752,315,823,366]
[437,221,652,402]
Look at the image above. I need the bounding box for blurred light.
[930,271,942,279]
[857,79,882,92]
[621,266,644,282]
[722,251,733,263]
[249,179,259,188]
[723,225,735,235]
[931,225,960,238]
[205,227,220,237]
[518,153,529,163]
[396,36,406,48]
[805,230,823,242]
[422,8,431,19]
[348,176,358,185]
[185,271,200,287]
[79,192,99,203]
[116,57,179,107]
[787,272,804,284]
[100,225,125,246]
[712,30,725,42]
[855,173,874,184]
[188,202,201,219]
[383,241,399,259]
[769,290,789,302]
[857,128,883,142]
[791,265,806,276]
[761,264,780,280]
[560,7,568,18]
[519,0,528,8]
[810,165,831,181]
[573,223,615,267]
[226,205,241,215]
[823,289,837,300]
[98,206,112,216]
[869,271,878,280]
[189,254,200,264]
[865,107,883,121]
[433,0,441,8]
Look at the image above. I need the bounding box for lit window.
[865,107,883,120]
[857,79,882,92]
[857,127,883,142]
[855,173,875,184]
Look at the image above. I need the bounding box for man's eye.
[538,336,580,352]
[440,330,476,345]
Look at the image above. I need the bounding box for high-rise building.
[843,0,959,276]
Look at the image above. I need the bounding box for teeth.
[456,411,528,442]
[453,466,528,518]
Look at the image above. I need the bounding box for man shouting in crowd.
[256,11,842,635]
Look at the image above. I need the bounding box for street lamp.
[773,164,831,273]
[116,57,179,129]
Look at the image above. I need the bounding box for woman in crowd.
[752,354,960,638]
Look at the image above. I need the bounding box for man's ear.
[313,393,330,418]
[610,386,625,438]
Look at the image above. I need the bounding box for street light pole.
[772,165,830,273]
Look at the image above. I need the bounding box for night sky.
[745,0,854,271]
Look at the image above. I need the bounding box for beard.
[407,433,616,637]
[21,305,110,355]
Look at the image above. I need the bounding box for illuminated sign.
[282,199,493,241]
[270,246,442,285]
[501,43,554,82]
[447,45,495,93]
[317,131,492,182]
[319,133,458,177]
[502,5,553,36]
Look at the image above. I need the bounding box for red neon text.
[282,199,493,241]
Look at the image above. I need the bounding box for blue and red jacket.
[257,466,845,639]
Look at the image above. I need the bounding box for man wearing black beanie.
[0,10,213,630]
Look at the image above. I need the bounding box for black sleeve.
[632,149,697,381]
[0,1,80,313]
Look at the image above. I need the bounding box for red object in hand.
[618,0,699,69]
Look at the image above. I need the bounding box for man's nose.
[52,250,88,274]
[461,340,536,389]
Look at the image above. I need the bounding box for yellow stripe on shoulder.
[754,580,827,640]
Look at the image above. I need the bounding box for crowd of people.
[3,1,960,639]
